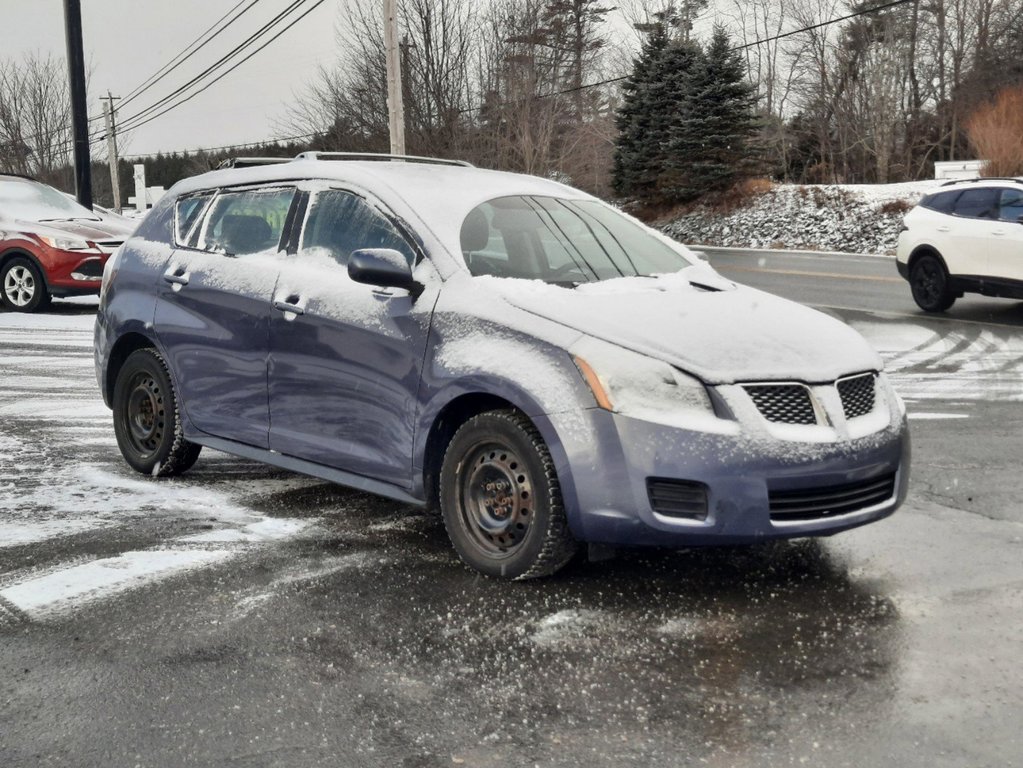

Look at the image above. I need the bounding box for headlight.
[571,338,716,425]
[37,234,94,251]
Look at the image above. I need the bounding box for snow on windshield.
[0,178,100,222]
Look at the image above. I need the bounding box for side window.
[922,191,960,214]
[300,189,416,266]
[953,188,998,219]
[997,188,1023,223]
[198,187,295,256]
[174,192,214,246]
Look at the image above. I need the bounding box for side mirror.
[348,249,422,298]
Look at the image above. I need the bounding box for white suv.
[896,178,1023,312]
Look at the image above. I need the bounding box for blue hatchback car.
[95,153,909,579]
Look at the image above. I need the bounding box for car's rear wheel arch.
[106,332,162,406]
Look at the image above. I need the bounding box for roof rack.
[217,157,293,170]
[294,151,473,168]
[940,176,1023,187]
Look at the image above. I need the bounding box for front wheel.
[112,348,201,476]
[1,257,51,313]
[910,253,956,312]
[440,410,578,580]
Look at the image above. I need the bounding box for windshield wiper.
[38,216,101,223]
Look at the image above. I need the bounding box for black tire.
[1,256,51,313]
[112,348,201,476]
[440,409,578,580]
[910,253,956,312]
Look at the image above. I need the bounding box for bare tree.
[0,53,73,182]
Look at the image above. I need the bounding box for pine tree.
[662,26,757,201]
[613,22,675,198]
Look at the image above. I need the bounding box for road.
[1,257,1022,768]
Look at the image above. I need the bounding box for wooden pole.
[102,92,122,213]
[383,0,406,155]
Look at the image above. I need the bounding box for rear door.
[154,185,297,449]
[989,188,1023,282]
[267,186,437,487]
[948,187,1000,278]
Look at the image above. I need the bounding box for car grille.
[743,384,817,425]
[837,373,876,419]
[768,473,896,522]
[647,479,708,520]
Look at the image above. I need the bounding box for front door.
[268,187,436,488]
[154,185,296,449]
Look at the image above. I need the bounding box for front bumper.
[545,396,909,548]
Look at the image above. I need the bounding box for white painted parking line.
[907,413,971,421]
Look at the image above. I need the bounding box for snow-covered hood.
[14,217,134,242]
[479,270,882,385]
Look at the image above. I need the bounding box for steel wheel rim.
[912,261,943,304]
[124,372,165,456]
[458,441,534,557]
[4,266,36,307]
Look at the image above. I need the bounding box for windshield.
[0,178,100,222]
[459,196,693,284]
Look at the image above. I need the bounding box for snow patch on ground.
[661,181,942,254]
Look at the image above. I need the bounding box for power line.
[114,0,329,139]
[457,0,918,115]
[117,0,261,112]
[115,0,309,132]
[120,131,321,160]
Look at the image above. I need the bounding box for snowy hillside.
[661,180,943,255]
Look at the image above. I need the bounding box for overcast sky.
[1,0,342,157]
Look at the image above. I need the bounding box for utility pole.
[383,0,405,155]
[101,92,122,213]
[63,0,92,208]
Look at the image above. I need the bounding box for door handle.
[272,298,305,315]
[936,226,951,233]
[162,267,189,286]
[992,229,1006,236]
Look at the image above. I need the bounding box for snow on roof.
[169,159,594,265]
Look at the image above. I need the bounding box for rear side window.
[998,188,1023,222]
[174,192,213,246]
[953,188,998,219]
[920,191,959,214]
[300,189,416,266]
[197,187,295,256]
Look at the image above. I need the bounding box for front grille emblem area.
[743,383,818,425]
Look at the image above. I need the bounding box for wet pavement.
[1,294,1022,767]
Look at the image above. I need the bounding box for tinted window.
[460,196,692,283]
[198,187,295,256]
[921,190,959,214]
[174,192,213,246]
[299,189,416,266]
[953,188,998,219]
[998,188,1023,222]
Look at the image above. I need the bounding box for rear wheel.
[112,348,201,476]
[910,253,956,312]
[1,257,50,313]
[440,410,577,580]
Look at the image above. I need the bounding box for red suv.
[0,174,135,312]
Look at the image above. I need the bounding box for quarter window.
[997,188,1023,223]
[174,192,214,246]
[953,188,998,219]
[921,190,959,214]
[299,189,416,266]
[197,187,296,256]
